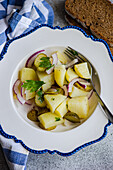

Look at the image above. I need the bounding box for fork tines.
[64,46,84,62]
[64,49,75,60]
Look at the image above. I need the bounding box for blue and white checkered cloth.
[0,0,54,169]
[0,0,54,54]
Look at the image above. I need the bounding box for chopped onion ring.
[46,53,58,74]
[88,89,93,100]
[62,85,68,96]
[21,84,35,105]
[77,81,91,89]
[65,59,78,68]
[16,93,26,105]
[68,78,85,92]
[68,78,91,92]
[21,83,25,99]
[25,50,45,68]
[13,79,25,104]
[13,79,21,95]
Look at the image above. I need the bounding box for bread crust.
[65,12,113,56]
[65,0,113,46]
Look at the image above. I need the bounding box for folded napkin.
[0,0,54,55]
[0,0,54,169]
[0,135,29,170]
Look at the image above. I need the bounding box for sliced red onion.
[13,79,21,95]
[13,79,26,104]
[68,78,85,92]
[21,83,26,99]
[25,50,45,67]
[65,59,78,68]
[68,77,91,92]
[88,89,93,100]
[25,99,35,105]
[46,66,54,74]
[46,53,58,74]
[16,93,26,105]
[62,85,68,96]
[21,85,34,105]
[77,81,86,89]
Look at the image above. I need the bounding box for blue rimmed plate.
[0,25,112,156]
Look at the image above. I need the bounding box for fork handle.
[93,89,113,123]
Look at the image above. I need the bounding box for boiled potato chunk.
[56,51,67,64]
[55,99,68,117]
[66,68,78,82]
[39,122,56,131]
[74,62,91,79]
[35,94,46,107]
[68,96,89,118]
[44,94,67,113]
[34,53,47,71]
[37,71,54,92]
[54,65,66,87]
[69,86,89,97]
[20,68,37,82]
[25,90,35,100]
[38,112,64,129]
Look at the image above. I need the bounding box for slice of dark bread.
[65,0,113,47]
[65,12,113,56]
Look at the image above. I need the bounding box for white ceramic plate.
[0,25,112,156]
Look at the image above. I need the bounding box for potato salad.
[13,49,93,131]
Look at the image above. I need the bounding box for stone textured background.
[0,0,113,169]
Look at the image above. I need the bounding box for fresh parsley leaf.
[57,89,59,92]
[40,57,50,61]
[46,64,54,70]
[39,57,54,69]
[55,117,61,122]
[22,80,45,93]
[37,89,44,103]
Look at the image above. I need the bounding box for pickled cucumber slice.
[35,94,46,107]
[64,112,80,123]
[45,88,64,95]
[37,107,50,116]
[27,110,38,121]
[34,53,47,71]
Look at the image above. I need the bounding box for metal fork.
[64,46,113,123]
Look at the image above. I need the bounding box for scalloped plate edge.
[0,24,112,156]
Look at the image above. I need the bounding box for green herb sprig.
[22,80,45,93]
[37,89,44,103]
[55,117,61,122]
[39,57,54,70]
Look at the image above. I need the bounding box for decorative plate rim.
[0,24,112,156]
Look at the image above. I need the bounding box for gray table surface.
[0,0,113,170]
